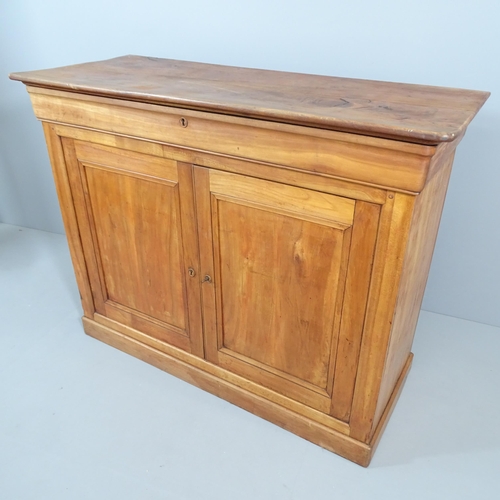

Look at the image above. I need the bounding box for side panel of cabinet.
[195,167,380,416]
[59,138,204,356]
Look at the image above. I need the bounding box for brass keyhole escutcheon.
[202,275,212,284]
[188,267,196,278]
[179,117,188,128]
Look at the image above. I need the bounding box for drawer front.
[28,87,435,192]
[195,167,380,418]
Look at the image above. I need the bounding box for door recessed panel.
[85,166,186,330]
[218,199,346,390]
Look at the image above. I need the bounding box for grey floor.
[1,222,499,500]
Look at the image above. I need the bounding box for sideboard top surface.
[10,55,489,145]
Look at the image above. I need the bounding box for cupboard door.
[62,139,204,356]
[195,167,380,416]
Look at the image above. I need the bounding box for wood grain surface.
[15,58,488,465]
[11,55,489,144]
[26,88,436,192]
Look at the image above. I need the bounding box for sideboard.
[10,56,489,465]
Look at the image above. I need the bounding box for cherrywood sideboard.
[10,56,489,466]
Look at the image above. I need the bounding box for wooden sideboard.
[10,57,489,466]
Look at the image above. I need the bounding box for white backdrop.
[1,0,498,327]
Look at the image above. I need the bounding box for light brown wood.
[61,138,204,356]
[42,124,95,317]
[26,89,436,192]
[373,143,457,427]
[208,169,356,225]
[368,353,413,462]
[50,123,389,204]
[60,138,107,314]
[14,57,488,466]
[206,173,351,411]
[10,55,489,143]
[36,86,438,157]
[177,162,205,357]
[215,202,346,390]
[93,312,350,435]
[82,316,373,466]
[330,201,381,421]
[349,192,415,442]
